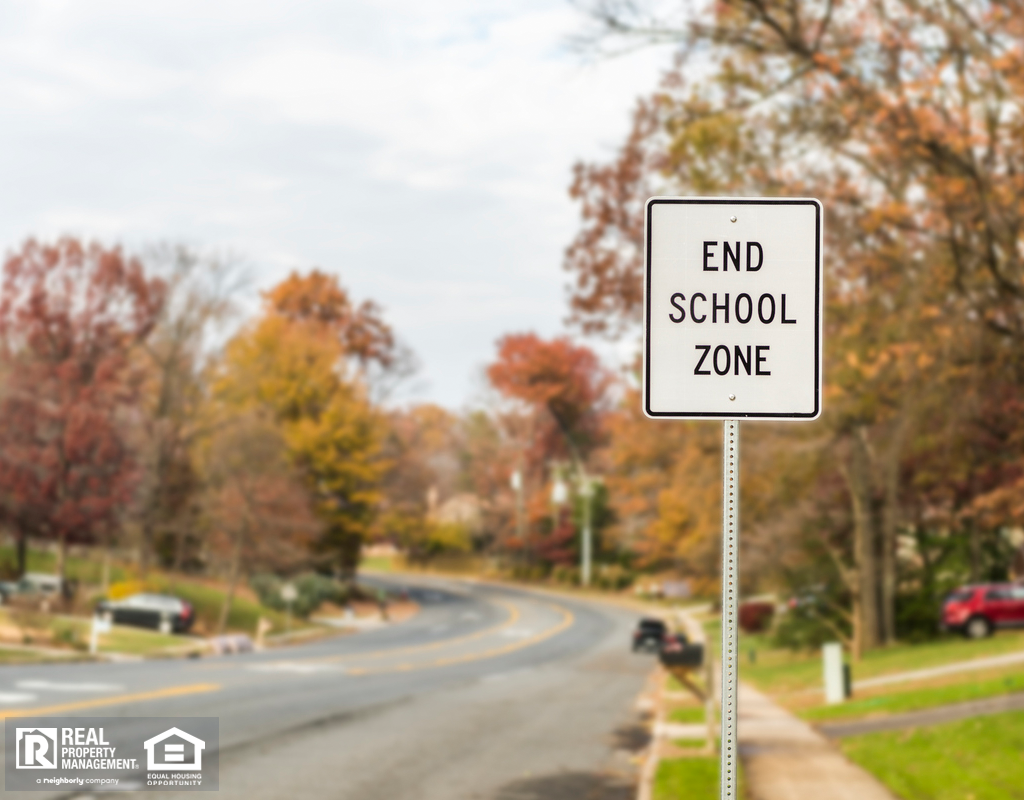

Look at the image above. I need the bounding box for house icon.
[143,728,205,771]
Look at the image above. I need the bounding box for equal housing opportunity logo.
[6,717,218,792]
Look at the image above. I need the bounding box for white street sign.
[280,583,298,603]
[643,197,823,419]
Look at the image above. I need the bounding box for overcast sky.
[0,1,672,407]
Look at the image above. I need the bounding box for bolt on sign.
[643,197,823,420]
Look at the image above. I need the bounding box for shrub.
[51,619,87,651]
[108,580,150,600]
[595,564,635,591]
[250,573,344,619]
[772,603,843,650]
[739,602,774,633]
[551,565,579,585]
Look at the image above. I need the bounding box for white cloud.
[0,0,675,406]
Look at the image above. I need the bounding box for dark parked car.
[632,618,668,652]
[942,583,1024,639]
[97,593,194,634]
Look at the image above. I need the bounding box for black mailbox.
[659,642,704,668]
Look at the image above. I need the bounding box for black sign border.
[643,197,823,420]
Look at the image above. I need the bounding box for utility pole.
[579,476,594,587]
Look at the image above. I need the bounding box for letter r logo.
[15,728,58,769]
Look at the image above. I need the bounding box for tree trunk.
[847,428,879,655]
[101,543,111,595]
[217,524,246,635]
[55,531,67,583]
[16,529,26,578]
[173,529,186,573]
[337,531,362,581]
[140,520,154,577]
[968,522,981,582]
[850,563,864,662]
[879,426,905,645]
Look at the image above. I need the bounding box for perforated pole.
[720,420,739,800]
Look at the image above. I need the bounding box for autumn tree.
[203,412,319,633]
[135,245,243,575]
[212,272,389,578]
[377,404,475,560]
[0,239,165,581]
[487,333,611,466]
[566,0,1024,652]
[265,269,416,401]
[486,334,613,568]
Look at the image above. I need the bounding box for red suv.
[942,583,1024,639]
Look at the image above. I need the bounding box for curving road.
[3,577,654,799]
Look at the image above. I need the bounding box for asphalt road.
[3,577,654,799]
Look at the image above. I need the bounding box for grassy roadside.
[0,544,325,658]
[654,757,745,800]
[736,628,1024,695]
[668,706,706,724]
[801,668,1024,723]
[0,608,198,657]
[841,710,1024,800]
[716,616,1024,799]
[0,545,134,584]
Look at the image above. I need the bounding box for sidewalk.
[738,683,895,800]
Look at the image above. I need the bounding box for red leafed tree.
[0,239,166,581]
[487,334,611,466]
[487,335,612,568]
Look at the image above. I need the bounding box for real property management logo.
[6,717,219,792]
[15,728,58,769]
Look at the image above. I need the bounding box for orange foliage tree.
[213,271,388,578]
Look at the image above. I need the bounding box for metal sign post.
[721,420,739,798]
[642,197,823,800]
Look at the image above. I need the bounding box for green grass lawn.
[802,671,1024,723]
[0,605,188,659]
[0,545,134,585]
[654,756,745,800]
[737,628,1024,695]
[49,614,197,656]
[0,546,296,636]
[99,625,194,655]
[842,710,1024,800]
[668,706,706,724]
[654,756,719,800]
[359,556,394,572]
[672,738,710,748]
